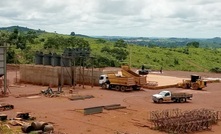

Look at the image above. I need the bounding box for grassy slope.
[82,36,221,72]
[11,32,221,72]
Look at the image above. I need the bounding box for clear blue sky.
[1,0,221,38]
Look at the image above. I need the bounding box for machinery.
[178,74,207,90]
[137,65,150,75]
[99,74,136,92]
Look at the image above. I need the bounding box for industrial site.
[0,61,221,134]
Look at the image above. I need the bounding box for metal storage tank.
[43,53,52,65]
[35,51,43,65]
[51,53,61,66]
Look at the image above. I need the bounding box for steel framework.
[148,108,221,133]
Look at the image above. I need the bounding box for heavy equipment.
[99,73,136,92]
[178,74,207,90]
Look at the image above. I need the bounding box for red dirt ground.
[1,66,221,134]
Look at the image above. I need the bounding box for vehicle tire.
[101,84,106,89]
[135,87,141,91]
[120,86,126,92]
[132,86,137,90]
[192,83,199,90]
[182,84,188,89]
[172,99,177,103]
[158,99,163,103]
[115,86,120,91]
[179,98,185,103]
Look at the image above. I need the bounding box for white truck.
[152,90,193,103]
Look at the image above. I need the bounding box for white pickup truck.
[152,90,193,103]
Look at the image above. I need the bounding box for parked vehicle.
[152,90,193,103]
[99,73,136,92]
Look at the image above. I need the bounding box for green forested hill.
[0,27,221,73]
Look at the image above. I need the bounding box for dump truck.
[121,66,147,90]
[152,90,193,103]
[99,73,136,92]
[178,74,207,90]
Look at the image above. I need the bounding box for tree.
[70,32,75,36]
[186,41,200,48]
[25,31,37,44]
[114,39,127,48]
[96,38,106,44]
[0,31,10,46]
[8,29,27,50]
[101,46,111,53]
[111,48,129,61]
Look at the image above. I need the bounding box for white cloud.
[0,0,221,38]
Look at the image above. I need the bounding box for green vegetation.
[0,27,221,73]
[0,123,14,134]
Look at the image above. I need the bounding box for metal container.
[43,53,52,65]
[31,121,48,130]
[21,124,34,133]
[51,53,61,66]
[35,51,43,65]
[43,124,54,132]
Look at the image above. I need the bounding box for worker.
[160,67,163,74]
[141,65,145,70]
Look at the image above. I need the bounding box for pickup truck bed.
[171,93,193,98]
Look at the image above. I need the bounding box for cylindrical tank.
[35,51,43,65]
[51,53,61,66]
[43,124,54,132]
[21,124,34,133]
[43,53,52,65]
[31,121,48,130]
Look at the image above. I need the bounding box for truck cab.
[99,74,108,85]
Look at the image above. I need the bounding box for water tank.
[51,53,61,66]
[35,51,43,65]
[43,53,52,65]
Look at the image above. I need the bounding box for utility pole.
[129,46,132,67]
